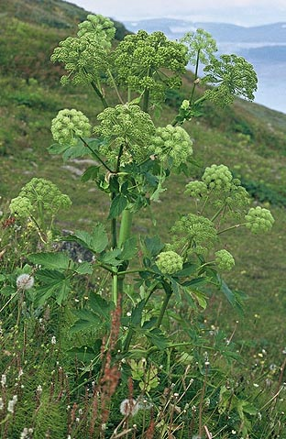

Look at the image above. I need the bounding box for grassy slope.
[0,0,286,362]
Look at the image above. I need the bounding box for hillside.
[0,0,286,361]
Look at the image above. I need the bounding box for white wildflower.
[1,374,6,387]
[51,336,56,345]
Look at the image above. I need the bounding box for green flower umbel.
[156,251,183,275]
[9,178,72,219]
[94,104,155,164]
[215,249,235,271]
[51,109,91,145]
[245,206,274,234]
[150,125,193,168]
[202,164,233,191]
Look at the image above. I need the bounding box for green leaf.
[67,344,101,363]
[182,277,207,287]
[100,249,122,266]
[81,166,100,182]
[175,263,198,278]
[48,143,69,155]
[144,236,164,257]
[35,269,71,306]
[146,328,168,350]
[120,237,137,261]
[89,293,113,320]
[70,310,101,333]
[62,142,89,161]
[90,223,108,253]
[68,223,108,254]
[28,252,73,270]
[0,286,16,296]
[221,279,245,314]
[130,299,146,326]
[191,290,208,309]
[75,261,94,275]
[108,194,127,219]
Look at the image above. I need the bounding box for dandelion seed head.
[16,274,34,290]
[120,398,139,416]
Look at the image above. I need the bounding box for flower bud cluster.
[156,251,183,275]
[203,54,257,105]
[95,104,155,164]
[170,214,217,256]
[245,206,274,234]
[215,249,235,271]
[185,165,250,217]
[150,125,193,168]
[185,181,208,198]
[51,109,91,146]
[202,164,233,191]
[77,14,115,42]
[114,30,187,104]
[9,178,71,218]
[9,196,33,218]
[51,15,115,85]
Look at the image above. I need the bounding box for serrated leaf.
[48,143,69,155]
[62,141,89,161]
[108,194,127,219]
[221,279,236,307]
[182,277,207,287]
[90,223,108,253]
[175,263,198,278]
[75,261,94,275]
[146,328,168,350]
[70,311,101,333]
[81,166,100,182]
[28,252,73,271]
[69,223,108,254]
[35,269,71,306]
[144,236,164,257]
[191,290,208,309]
[130,299,146,326]
[89,293,113,319]
[100,249,122,266]
[120,237,137,261]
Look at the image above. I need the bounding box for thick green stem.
[118,210,133,248]
[112,273,118,305]
[156,290,172,328]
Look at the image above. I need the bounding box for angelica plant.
[28,14,275,385]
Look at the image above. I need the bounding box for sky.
[67,0,286,26]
